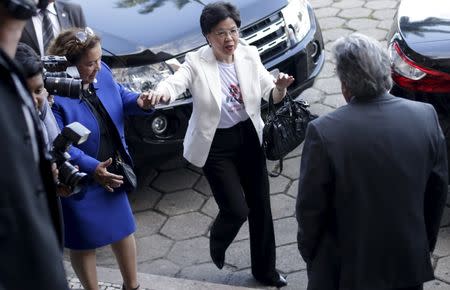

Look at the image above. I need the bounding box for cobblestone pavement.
[67,0,450,289]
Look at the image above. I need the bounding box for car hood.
[398,0,450,60]
[75,0,288,66]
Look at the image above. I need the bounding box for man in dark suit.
[20,0,86,56]
[0,0,69,289]
[296,33,448,290]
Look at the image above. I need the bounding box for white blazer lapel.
[200,48,222,110]
[234,45,255,108]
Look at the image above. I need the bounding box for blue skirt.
[61,184,136,250]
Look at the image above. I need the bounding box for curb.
[64,262,263,290]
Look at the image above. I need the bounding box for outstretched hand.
[94,158,123,192]
[274,72,294,90]
[137,91,154,110]
[137,91,170,110]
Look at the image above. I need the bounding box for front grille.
[240,11,289,63]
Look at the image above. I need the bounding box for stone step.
[64,262,265,290]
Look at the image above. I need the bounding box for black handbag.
[114,151,137,193]
[263,91,317,177]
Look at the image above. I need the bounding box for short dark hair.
[200,1,241,36]
[15,42,44,78]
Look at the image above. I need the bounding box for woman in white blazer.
[148,2,293,287]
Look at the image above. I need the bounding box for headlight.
[282,0,311,44]
[151,115,168,135]
[112,58,184,97]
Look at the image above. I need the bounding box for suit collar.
[22,20,39,53]
[54,1,71,30]
[349,91,394,104]
[199,46,221,109]
[233,44,253,108]
[40,2,57,16]
[200,45,216,63]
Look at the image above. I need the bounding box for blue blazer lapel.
[92,82,121,131]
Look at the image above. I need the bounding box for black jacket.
[19,0,87,55]
[296,93,448,290]
[0,48,68,289]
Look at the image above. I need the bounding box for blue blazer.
[52,62,151,176]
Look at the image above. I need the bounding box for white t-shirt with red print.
[217,62,249,128]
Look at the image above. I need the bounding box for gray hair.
[332,33,392,100]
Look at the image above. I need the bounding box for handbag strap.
[269,89,297,116]
[269,158,283,177]
[268,89,277,117]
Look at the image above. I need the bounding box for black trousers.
[203,118,278,280]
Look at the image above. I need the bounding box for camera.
[52,122,91,194]
[42,55,82,99]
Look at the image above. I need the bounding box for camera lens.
[44,77,82,99]
[59,161,89,194]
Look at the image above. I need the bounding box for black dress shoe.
[255,273,288,288]
[210,248,225,269]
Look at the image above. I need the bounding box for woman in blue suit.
[49,27,152,290]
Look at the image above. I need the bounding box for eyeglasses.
[75,27,95,44]
[213,28,240,39]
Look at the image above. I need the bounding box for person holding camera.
[48,27,153,290]
[146,2,293,287]
[0,0,69,289]
[15,42,59,147]
[15,41,77,197]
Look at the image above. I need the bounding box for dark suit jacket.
[296,93,448,290]
[20,0,86,55]
[0,49,68,289]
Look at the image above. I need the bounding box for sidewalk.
[65,262,266,290]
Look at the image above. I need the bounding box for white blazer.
[157,40,275,167]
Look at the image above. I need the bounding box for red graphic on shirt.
[228,83,243,104]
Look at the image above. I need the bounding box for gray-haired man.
[296,33,448,290]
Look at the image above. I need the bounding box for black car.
[388,0,450,163]
[75,0,324,167]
